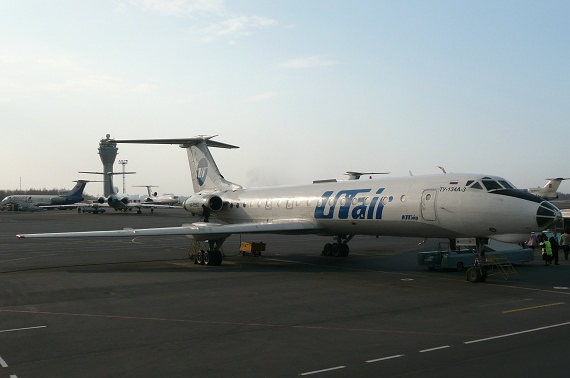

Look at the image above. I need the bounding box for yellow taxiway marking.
[503,302,565,314]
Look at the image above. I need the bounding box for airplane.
[1,180,93,211]
[134,185,187,206]
[16,136,562,282]
[74,172,178,214]
[526,178,569,200]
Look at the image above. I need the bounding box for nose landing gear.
[466,237,488,282]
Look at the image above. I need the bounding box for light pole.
[118,160,128,194]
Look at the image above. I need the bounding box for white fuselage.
[197,174,554,241]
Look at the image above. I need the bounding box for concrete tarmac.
[1,209,569,377]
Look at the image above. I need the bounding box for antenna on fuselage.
[437,166,447,174]
[345,171,390,180]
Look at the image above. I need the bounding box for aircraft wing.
[16,220,322,240]
[39,203,98,209]
[128,203,183,209]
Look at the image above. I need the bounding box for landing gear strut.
[466,237,488,283]
[322,234,354,257]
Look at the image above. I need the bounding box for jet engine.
[183,194,223,216]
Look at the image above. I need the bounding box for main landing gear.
[192,240,224,266]
[466,237,488,283]
[321,234,354,257]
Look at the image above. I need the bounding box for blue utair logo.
[196,158,208,186]
[314,188,392,220]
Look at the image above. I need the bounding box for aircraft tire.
[212,250,222,266]
[196,250,204,265]
[340,243,349,257]
[323,243,333,256]
[203,250,211,265]
[332,244,340,257]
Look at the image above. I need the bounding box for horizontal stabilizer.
[112,136,239,149]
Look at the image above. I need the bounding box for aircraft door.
[421,189,437,221]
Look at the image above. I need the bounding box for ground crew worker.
[550,232,560,265]
[561,232,570,261]
[541,235,553,265]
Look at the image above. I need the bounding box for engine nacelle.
[183,194,223,216]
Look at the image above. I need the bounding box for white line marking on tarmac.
[0,355,8,368]
[365,354,404,363]
[464,321,570,344]
[10,375,18,378]
[554,287,569,290]
[0,325,47,334]
[419,345,450,353]
[300,366,346,375]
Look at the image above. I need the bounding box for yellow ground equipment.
[240,242,265,256]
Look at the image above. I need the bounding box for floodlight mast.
[118,160,128,194]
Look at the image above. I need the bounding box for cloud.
[126,0,225,17]
[0,49,152,99]
[201,16,278,38]
[278,56,339,69]
[244,92,277,103]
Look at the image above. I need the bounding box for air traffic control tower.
[99,134,118,197]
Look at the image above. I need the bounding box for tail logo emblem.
[196,158,208,186]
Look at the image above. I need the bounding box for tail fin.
[529,177,569,200]
[113,136,242,193]
[133,185,158,197]
[66,180,89,197]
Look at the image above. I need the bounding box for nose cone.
[536,201,562,229]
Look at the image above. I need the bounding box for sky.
[1,0,569,197]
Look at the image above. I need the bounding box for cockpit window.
[465,180,474,186]
[498,180,514,189]
[470,182,483,190]
[482,180,503,191]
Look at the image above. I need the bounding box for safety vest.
[542,241,553,255]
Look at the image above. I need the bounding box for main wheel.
[196,250,204,265]
[332,243,340,257]
[323,243,333,256]
[340,243,349,257]
[212,250,223,266]
[203,250,211,265]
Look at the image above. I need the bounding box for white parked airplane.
[1,180,93,211]
[134,185,187,206]
[17,136,562,282]
[75,173,177,214]
[527,178,569,200]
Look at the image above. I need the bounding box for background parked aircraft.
[0,180,93,211]
[134,185,187,206]
[526,178,569,200]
